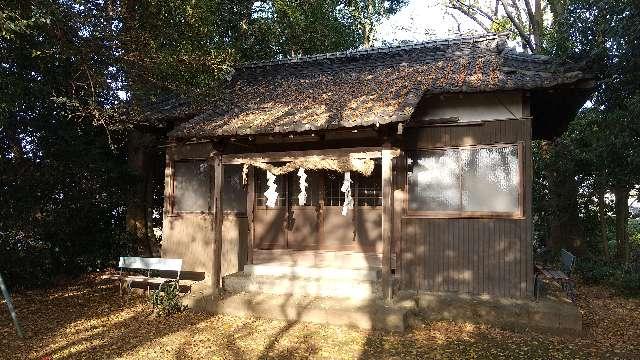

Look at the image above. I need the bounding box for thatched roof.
[169,33,590,140]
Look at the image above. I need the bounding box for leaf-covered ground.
[1,275,638,359]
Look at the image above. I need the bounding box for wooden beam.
[392,151,405,288]
[163,150,174,214]
[246,166,255,265]
[211,153,223,292]
[222,147,389,164]
[381,144,394,302]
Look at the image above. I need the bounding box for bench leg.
[562,279,577,303]
[534,274,541,301]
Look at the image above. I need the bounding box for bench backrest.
[560,249,576,275]
[119,257,182,273]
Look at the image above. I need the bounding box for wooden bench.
[534,249,576,302]
[106,257,183,295]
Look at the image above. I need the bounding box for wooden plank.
[381,146,394,301]
[474,221,480,294]
[163,151,174,214]
[446,221,452,291]
[452,219,459,292]
[461,219,468,294]
[393,153,405,284]
[424,220,436,291]
[437,221,444,292]
[412,220,420,290]
[246,166,255,265]
[479,220,485,294]
[212,154,223,291]
[500,220,506,297]
[222,147,393,164]
[511,219,520,297]
[428,221,434,292]
[404,220,413,289]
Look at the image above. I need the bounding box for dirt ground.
[1,275,639,359]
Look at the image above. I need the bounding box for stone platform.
[182,263,582,334]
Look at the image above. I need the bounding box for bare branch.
[500,0,536,52]
[448,3,491,33]
[449,0,496,24]
[523,0,536,31]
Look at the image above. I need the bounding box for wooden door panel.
[286,208,319,250]
[323,207,382,251]
[355,208,383,253]
[323,207,356,250]
[254,208,287,249]
[286,171,321,250]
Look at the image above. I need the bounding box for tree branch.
[448,4,491,33]
[500,0,536,53]
[523,0,536,31]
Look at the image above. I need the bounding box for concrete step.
[205,292,408,331]
[222,272,381,300]
[243,264,381,281]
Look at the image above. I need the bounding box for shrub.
[149,282,186,316]
[577,257,640,295]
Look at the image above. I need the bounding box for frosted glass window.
[407,150,461,211]
[223,164,247,213]
[461,147,519,212]
[407,144,520,215]
[174,160,210,212]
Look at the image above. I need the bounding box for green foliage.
[577,257,640,295]
[0,1,134,289]
[2,0,402,290]
[531,0,640,266]
[149,282,186,316]
[489,17,514,34]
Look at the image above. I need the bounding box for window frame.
[404,142,525,219]
[170,158,212,215]
[221,164,248,216]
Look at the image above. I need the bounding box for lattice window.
[324,160,382,207]
[255,168,287,207]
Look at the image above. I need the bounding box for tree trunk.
[548,161,584,253]
[614,185,630,263]
[126,128,160,256]
[597,188,609,259]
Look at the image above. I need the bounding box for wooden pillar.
[393,152,405,288]
[381,145,394,302]
[246,166,255,265]
[212,153,223,291]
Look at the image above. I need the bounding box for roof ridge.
[238,32,509,69]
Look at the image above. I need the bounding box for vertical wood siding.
[162,144,249,277]
[162,214,214,274]
[401,118,533,297]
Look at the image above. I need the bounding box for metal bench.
[106,257,183,295]
[534,249,576,302]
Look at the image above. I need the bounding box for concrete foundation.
[181,266,581,334]
[399,291,582,334]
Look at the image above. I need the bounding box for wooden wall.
[161,142,248,277]
[400,117,534,298]
[221,215,248,277]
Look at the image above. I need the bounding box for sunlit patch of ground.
[1,275,638,359]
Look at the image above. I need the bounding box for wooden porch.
[252,249,397,270]
[210,146,400,300]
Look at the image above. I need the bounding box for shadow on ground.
[1,275,639,359]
